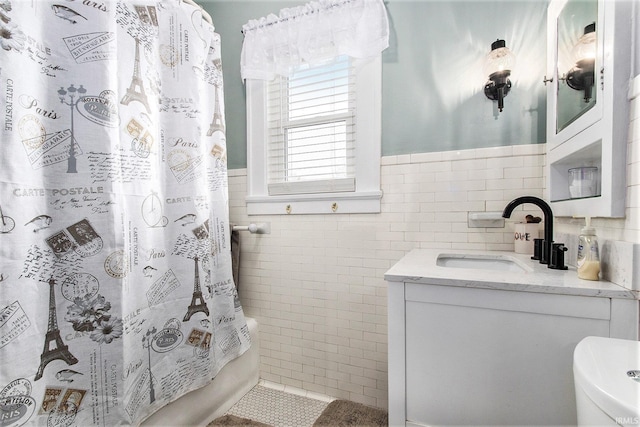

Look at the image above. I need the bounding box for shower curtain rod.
[241,0,354,34]
[183,0,213,25]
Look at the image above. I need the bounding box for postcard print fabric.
[0,1,250,425]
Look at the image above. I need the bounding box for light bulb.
[483,40,516,78]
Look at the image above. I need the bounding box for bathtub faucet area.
[502,196,567,270]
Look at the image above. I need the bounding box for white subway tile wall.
[229,144,548,409]
[227,89,640,410]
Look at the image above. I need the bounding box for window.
[246,56,382,215]
[268,56,355,196]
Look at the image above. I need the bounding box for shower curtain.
[0,1,251,425]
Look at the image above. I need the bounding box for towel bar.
[232,223,270,234]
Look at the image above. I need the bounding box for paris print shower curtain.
[0,1,251,425]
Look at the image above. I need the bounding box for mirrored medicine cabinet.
[546,0,632,218]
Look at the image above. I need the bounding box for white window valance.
[240,0,389,81]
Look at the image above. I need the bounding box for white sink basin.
[436,253,532,272]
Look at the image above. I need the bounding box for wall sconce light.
[565,23,596,103]
[483,39,515,113]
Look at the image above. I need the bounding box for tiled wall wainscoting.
[228,144,548,409]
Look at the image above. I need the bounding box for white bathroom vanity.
[386,249,639,426]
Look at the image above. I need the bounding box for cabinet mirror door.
[555,0,597,133]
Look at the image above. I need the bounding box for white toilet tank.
[574,336,640,426]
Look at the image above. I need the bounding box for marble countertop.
[384,249,639,300]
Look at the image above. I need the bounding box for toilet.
[574,336,640,426]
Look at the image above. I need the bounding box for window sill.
[245,191,382,215]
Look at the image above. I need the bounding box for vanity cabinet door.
[403,284,610,426]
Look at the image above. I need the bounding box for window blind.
[267,56,356,196]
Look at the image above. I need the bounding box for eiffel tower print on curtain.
[183,256,209,321]
[121,37,151,113]
[207,84,225,136]
[35,278,78,381]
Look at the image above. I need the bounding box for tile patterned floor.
[226,381,334,427]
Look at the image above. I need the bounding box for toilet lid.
[574,336,640,419]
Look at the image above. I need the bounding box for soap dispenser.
[577,217,600,281]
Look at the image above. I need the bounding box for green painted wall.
[201,0,548,170]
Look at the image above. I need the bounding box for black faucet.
[502,196,565,269]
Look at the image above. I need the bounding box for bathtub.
[141,317,260,426]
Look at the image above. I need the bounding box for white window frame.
[245,56,382,215]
